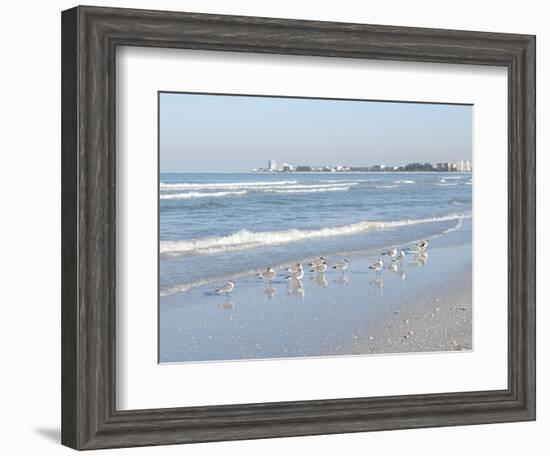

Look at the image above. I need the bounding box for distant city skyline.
[254,159,472,173]
[160,92,473,173]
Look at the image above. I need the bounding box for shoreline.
[160,240,472,363]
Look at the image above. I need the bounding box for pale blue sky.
[159,92,472,173]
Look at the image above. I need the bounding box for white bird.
[216,281,235,296]
[416,240,429,251]
[333,259,349,271]
[311,261,328,273]
[382,247,397,258]
[392,250,406,263]
[257,267,276,282]
[308,257,327,267]
[286,264,304,280]
[369,259,384,274]
[286,263,301,273]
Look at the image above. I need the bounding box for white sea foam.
[442,216,464,234]
[265,186,351,194]
[160,190,247,200]
[393,180,415,184]
[263,183,356,190]
[160,181,357,192]
[374,184,399,189]
[160,180,297,190]
[322,179,368,183]
[160,213,471,257]
[436,183,459,186]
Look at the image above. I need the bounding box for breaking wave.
[160,182,358,198]
[160,191,247,199]
[160,213,471,257]
[265,186,351,194]
[160,180,297,190]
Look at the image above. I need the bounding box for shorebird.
[382,247,397,258]
[308,257,327,267]
[286,263,301,273]
[257,267,276,282]
[392,250,406,263]
[216,281,235,297]
[333,258,349,272]
[311,261,328,273]
[369,259,384,275]
[416,240,429,251]
[286,264,304,280]
[332,259,349,271]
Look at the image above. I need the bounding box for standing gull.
[333,259,349,271]
[416,240,429,251]
[286,263,301,273]
[369,259,384,275]
[216,281,235,297]
[311,261,328,273]
[286,264,304,280]
[257,267,276,282]
[309,257,327,267]
[392,249,406,264]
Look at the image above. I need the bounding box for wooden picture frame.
[61,5,536,450]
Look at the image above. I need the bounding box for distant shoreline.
[251,170,473,174]
[160,170,473,175]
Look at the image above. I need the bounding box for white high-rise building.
[268,160,278,171]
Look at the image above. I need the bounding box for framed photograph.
[61,5,536,450]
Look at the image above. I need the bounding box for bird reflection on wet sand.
[264,286,277,300]
[369,278,384,289]
[315,273,328,288]
[412,252,429,267]
[334,274,349,286]
[218,300,236,319]
[287,279,305,299]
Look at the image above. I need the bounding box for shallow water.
[159,172,472,363]
[160,172,472,297]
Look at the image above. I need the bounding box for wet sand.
[160,242,472,363]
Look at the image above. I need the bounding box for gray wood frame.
[61,5,536,450]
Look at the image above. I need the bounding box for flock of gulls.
[215,239,430,297]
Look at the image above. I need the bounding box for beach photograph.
[158,92,473,364]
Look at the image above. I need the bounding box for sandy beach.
[160,238,472,363]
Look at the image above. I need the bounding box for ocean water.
[159,172,472,297]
